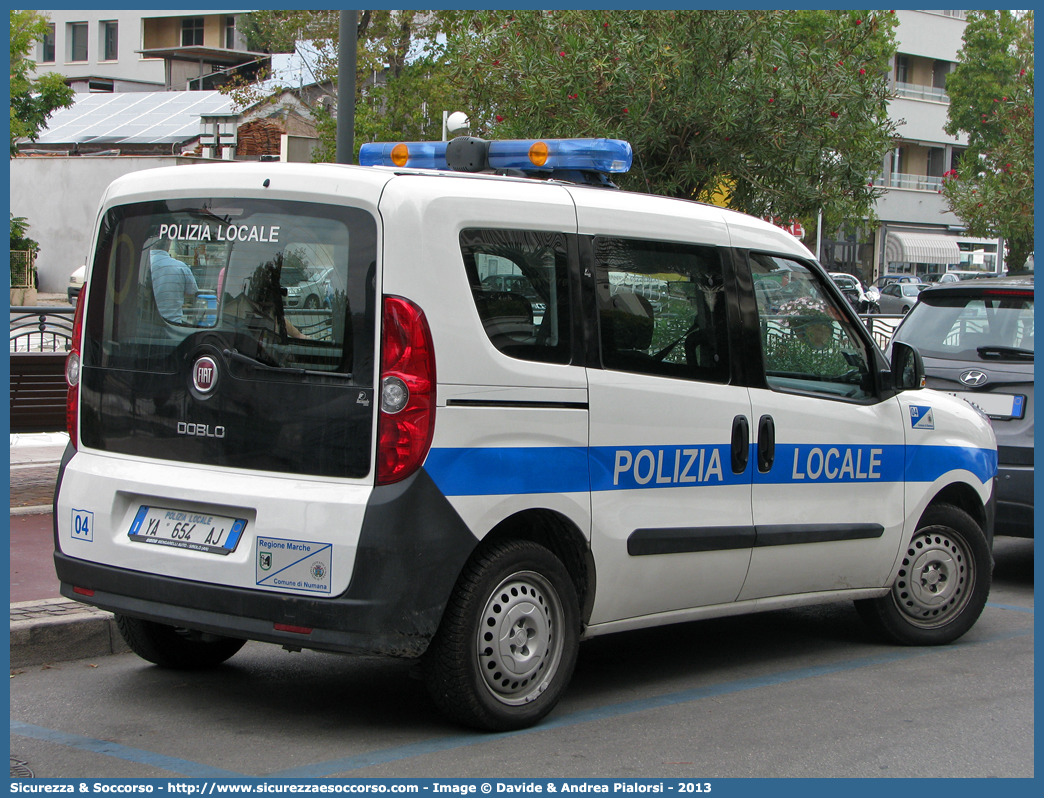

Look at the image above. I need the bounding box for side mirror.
[890,341,925,391]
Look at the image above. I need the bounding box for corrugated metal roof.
[34,91,234,146]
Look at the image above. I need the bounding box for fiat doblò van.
[56,137,997,730]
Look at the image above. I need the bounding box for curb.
[10,599,130,668]
[10,505,53,516]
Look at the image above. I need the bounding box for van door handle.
[731,415,749,474]
[757,415,775,473]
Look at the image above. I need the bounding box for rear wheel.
[116,615,245,669]
[856,504,991,646]
[303,295,321,309]
[424,540,580,731]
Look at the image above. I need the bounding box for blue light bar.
[488,139,632,174]
[358,137,633,175]
[358,140,448,169]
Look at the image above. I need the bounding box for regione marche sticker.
[256,536,332,594]
[910,405,935,430]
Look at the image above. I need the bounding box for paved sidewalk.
[9,432,129,667]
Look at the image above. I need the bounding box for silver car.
[877,281,928,314]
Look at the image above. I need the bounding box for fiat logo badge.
[193,356,218,393]
[959,369,989,388]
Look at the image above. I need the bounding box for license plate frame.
[128,506,247,555]
[947,391,1026,420]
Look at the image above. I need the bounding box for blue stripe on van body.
[906,444,998,485]
[423,446,591,497]
[424,444,996,497]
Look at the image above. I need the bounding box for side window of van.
[460,229,572,364]
[750,253,874,400]
[593,237,730,383]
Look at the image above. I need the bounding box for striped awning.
[884,231,961,266]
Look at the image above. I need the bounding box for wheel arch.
[924,480,991,548]
[480,508,595,626]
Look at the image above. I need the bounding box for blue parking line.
[8,721,246,778]
[11,628,1032,778]
[986,601,1034,613]
[269,627,1033,778]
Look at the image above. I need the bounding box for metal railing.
[860,314,904,351]
[894,82,949,103]
[9,307,75,353]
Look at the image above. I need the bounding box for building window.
[39,23,56,62]
[894,55,908,85]
[69,22,88,62]
[224,16,236,49]
[102,21,118,61]
[182,17,204,47]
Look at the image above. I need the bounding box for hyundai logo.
[193,356,218,393]
[959,369,989,387]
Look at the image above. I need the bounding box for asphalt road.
[9,538,1033,780]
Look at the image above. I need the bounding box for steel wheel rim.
[476,570,565,706]
[891,528,974,628]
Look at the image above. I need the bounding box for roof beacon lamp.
[358,137,633,187]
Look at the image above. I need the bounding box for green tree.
[942,11,1034,272]
[10,10,74,156]
[230,10,461,162]
[436,10,898,228]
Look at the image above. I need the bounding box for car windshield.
[895,289,1034,360]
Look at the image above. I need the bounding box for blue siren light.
[358,137,633,176]
[358,140,448,169]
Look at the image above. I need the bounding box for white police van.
[56,137,998,731]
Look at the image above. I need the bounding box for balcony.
[893,81,948,103]
[876,172,944,192]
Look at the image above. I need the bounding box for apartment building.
[818,10,1003,282]
[32,10,266,93]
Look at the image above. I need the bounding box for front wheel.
[424,540,580,731]
[116,615,246,669]
[855,504,992,646]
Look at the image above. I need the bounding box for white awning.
[884,231,962,266]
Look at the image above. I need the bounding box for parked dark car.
[874,274,925,289]
[891,276,1034,537]
[829,272,879,313]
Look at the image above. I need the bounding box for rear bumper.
[55,463,479,658]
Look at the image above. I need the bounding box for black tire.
[855,504,992,646]
[116,615,246,669]
[303,295,321,309]
[423,540,580,731]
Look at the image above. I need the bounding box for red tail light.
[65,293,87,450]
[376,296,436,485]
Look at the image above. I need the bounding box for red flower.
[773,66,779,72]
[495,115,504,123]
[859,68,866,75]
[769,98,774,103]
[493,60,500,66]
[856,19,862,25]
[838,61,844,66]
[830,111,839,118]
[559,51,566,57]
[604,22,609,28]
[1020,69,1026,76]
[623,107,629,114]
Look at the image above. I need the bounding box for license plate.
[947,391,1026,420]
[128,506,246,555]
